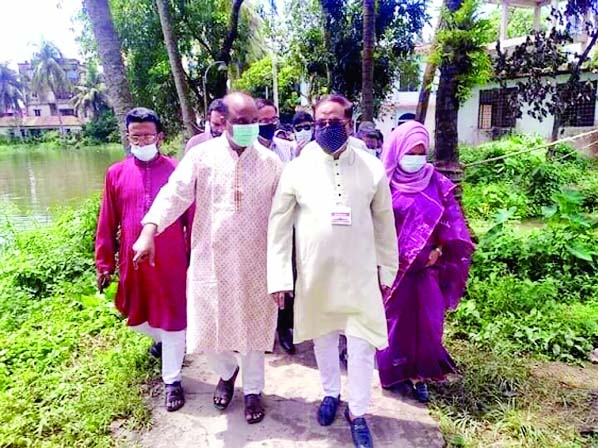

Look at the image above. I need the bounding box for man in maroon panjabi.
[95,107,188,412]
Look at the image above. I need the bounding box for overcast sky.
[0,0,82,67]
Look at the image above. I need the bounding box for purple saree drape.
[376,171,474,387]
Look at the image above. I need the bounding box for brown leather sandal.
[213,366,239,410]
[244,393,265,424]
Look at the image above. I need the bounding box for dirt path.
[137,342,444,447]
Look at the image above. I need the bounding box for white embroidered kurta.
[142,135,283,353]
[267,141,399,349]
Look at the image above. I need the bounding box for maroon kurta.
[95,154,187,331]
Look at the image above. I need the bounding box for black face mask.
[259,123,276,141]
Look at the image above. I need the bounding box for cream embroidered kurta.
[142,135,283,354]
[267,141,399,349]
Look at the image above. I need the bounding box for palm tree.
[0,63,24,116]
[155,0,197,138]
[71,62,109,120]
[31,40,70,137]
[361,0,375,122]
[83,0,134,148]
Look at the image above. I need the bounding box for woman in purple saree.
[376,121,474,402]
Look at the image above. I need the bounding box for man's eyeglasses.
[315,119,348,129]
[259,117,279,125]
[128,133,158,145]
[294,124,313,132]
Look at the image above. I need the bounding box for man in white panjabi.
[132,92,282,425]
[268,94,398,448]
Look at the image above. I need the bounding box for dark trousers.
[277,232,296,332]
[277,294,294,331]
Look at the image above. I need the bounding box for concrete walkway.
[138,342,445,448]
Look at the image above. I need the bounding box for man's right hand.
[97,272,111,293]
[270,291,293,310]
[132,224,158,269]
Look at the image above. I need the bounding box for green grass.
[0,200,158,447]
[430,337,598,448]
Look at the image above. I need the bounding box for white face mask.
[399,154,427,173]
[295,129,312,145]
[131,143,159,162]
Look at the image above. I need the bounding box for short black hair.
[255,98,277,112]
[125,107,163,133]
[292,111,314,126]
[208,98,227,116]
[314,94,353,120]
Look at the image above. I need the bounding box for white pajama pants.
[131,322,186,385]
[313,331,375,417]
[206,351,265,395]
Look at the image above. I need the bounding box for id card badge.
[331,205,352,226]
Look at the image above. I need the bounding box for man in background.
[255,99,295,164]
[292,110,314,157]
[255,98,297,354]
[184,98,227,152]
[357,121,383,158]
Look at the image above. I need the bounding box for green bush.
[462,182,530,220]
[83,110,119,144]
[0,199,156,446]
[459,181,598,361]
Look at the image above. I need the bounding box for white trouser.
[206,351,265,395]
[313,331,375,417]
[131,322,186,385]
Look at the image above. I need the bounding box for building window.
[34,109,41,117]
[55,91,71,100]
[60,109,76,116]
[478,88,518,129]
[560,81,596,127]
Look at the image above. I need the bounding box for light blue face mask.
[399,154,427,173]
[230,123,259,147]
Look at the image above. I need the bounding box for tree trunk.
[434,0,464,194]
[434,63,460,163]
[84,0,134,149]
[155,0,198,138]
[550,114,561,143]
[415,9,444,124]
[215,0,244,97]
[415,61,437,124]
[361,0,375,122]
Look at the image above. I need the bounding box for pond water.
[0,145,126,230]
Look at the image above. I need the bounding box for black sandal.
[165,381,185,412]
[244,393,265,424]
[213,366,239,410]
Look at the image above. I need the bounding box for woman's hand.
[426,247,442,267]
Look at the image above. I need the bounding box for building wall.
[459,72,598,146]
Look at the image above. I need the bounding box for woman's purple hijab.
[381,121,434,194]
